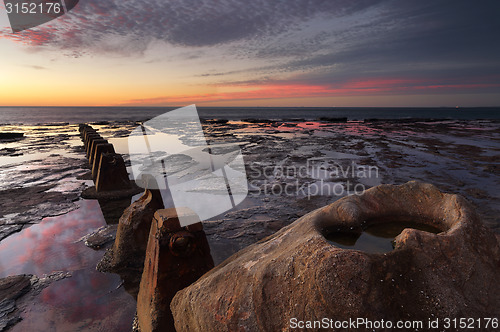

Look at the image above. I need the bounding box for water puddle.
[326,222,442,253]
[0,149,82,167]
[0,200,136,331]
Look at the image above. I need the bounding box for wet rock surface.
[0,183,82,240]
[0,124,90,243]
[0,275,31,331]
[0,272,71,331]
[171,181,500,331]
[1,119,499,331]
[79,224,118,250]
[0,148,22,157]
[0,164,86,241]
[28,271,72,295]
[199,119,500,263]
[72,119,500,266]
[0,133,23,141]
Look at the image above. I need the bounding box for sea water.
[0,106,499,124]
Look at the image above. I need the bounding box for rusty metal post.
[136,208,214,332]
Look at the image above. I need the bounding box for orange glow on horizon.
[119,80,500,107]
[1,73,499,107]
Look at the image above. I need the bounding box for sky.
[0,0,499,107]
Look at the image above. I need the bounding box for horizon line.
[0,105,499,109]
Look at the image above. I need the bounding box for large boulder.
[171,181,500,331]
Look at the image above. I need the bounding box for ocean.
[0,106,499,124]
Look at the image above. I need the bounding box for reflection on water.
[326,221,442,253]
[0,200,136,331]
[0,149,81,168]
[0,200,105,276]
[11,268,135,332]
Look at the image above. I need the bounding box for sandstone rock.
[171,181,500,332]
[81,224,118,249]
[97,189,164,297]
[29,271,72,296]
[0,132,24,140]
[0,275,31,331]
[0,224,23,243]
[0,275,31,302]
[137,208,214,332]
[1,183,81,242]
[0,272,72,331]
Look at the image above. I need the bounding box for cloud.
[1,0,498,102]
[2,1,499,64]
[0,0,383,52]
[123,77,500,106]
[195,0,500,96]
[25,65,48,70]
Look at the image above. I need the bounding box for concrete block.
[95,153,131,192]
[137,208,214,332]
[89,139,108,165]
[91,143,115,179]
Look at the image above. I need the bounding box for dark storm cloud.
[301,4,499,66]
[1,0,382,49]
[253,1,500,67]
[5,0,499,60]
[199,1,500,92]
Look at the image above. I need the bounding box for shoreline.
[1,106,500,125]
[2,118,499,241]
[0,118,499,330]
[2,117,500,129]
